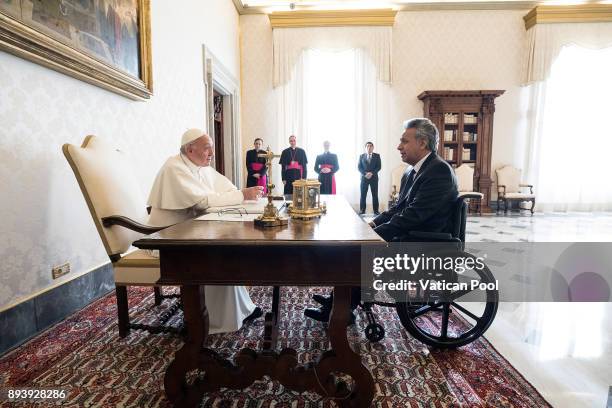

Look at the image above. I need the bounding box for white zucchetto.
[181,128,205,147]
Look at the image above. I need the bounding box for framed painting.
[0,0,152,100]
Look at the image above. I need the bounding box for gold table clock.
[288,179,326,220]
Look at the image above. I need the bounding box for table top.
[134,195,385,249]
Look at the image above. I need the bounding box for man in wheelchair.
[305,118,459,323]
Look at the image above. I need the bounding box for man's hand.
[321,168,331,174]
[253,173,260,179]
[242,186,263,200]
[365,172,372,179]
[368,221,376,228]
[283,180,286,185]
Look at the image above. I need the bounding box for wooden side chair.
[495,165,535,214]
[455,164,484,215]
[63,135,179,337]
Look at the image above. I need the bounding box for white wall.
[239,10,530,206]
[0,0,240,310]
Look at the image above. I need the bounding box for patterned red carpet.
[0,287,550,407]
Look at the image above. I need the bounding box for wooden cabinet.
[418,90,504,212]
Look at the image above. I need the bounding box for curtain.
[522,22,612,86]
[523,45,612,211]
[273,26,392,88]
[274,47,391,209]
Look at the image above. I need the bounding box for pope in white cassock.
[147,128,264,334]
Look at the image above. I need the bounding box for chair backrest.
[63,136,148,258]
[447,197,468,243]
[391,163,409,190]
[455,164,475,192]
[496,165,521,193]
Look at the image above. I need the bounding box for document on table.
[195,198,286,222]
[196,213,261,222]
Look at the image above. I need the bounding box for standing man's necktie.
[367,154,371,163]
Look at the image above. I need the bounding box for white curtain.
[273,26,392,88]
[523,44,612,211]
[522,22,612,86]
[274,47,391,209]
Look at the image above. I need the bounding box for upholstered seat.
[455,164,483,214]
[63,136,177,337]
[495,165,536,214]
[114,250,160,285]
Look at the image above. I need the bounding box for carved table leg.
[162,285,374,407]
[164,285,208,407]
[318,286,375,407]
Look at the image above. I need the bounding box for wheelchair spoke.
[447,285,480,302]
[440,303,450,339]
[451,302,481,322]
[411,303,439,318]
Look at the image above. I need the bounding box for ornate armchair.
[63,136,180,337]
[455,164,484,215]
[495,165,535,214]
[388,163,409,208]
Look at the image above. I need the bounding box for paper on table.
[205,197,284,215]
[196,213,260,222]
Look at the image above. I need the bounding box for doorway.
[213,91,225,175]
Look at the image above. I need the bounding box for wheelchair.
[361,195,499,349]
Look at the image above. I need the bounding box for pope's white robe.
[147,153,257,334]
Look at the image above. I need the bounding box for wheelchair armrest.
[392,231,460,242]
[459,193,482,200]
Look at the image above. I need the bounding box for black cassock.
[279,147,308,194]
[245,149,267,189]
[314,152,339,194]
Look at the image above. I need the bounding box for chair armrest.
[102,215,170,235]
[392,231,460,243]
[459,193,482,200]
[519,184,534,194]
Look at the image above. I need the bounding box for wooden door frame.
[202,45,242,186]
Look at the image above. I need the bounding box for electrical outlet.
[52,262,70,279]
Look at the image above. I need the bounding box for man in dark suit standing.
[358,142,381,215]
[304,118,458,323]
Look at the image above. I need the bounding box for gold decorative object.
[269,9,397,28]
[254,147,288,228]
[288,179,326,220]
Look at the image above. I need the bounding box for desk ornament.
[287,179,327,220]
[254,147,289,227]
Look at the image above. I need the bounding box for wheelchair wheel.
[396,255,498,349]
[365,323,385,342]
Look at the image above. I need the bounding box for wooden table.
[134,195,386,407]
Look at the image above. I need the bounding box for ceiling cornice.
[236,1,540,15]
[523,4,612,29]
[269,9,397,28]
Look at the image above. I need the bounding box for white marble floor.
[464,212,612,408]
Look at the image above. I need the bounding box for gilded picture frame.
[0,0,152,100]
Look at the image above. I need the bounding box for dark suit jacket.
[372,153,458,241]
[358,153,381,180]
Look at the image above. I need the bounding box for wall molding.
[524,4,612,30]
[269,9,397,28]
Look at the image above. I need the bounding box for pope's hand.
[253,173,260,179]
[242,186,263,200]
[321,168,330,174]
